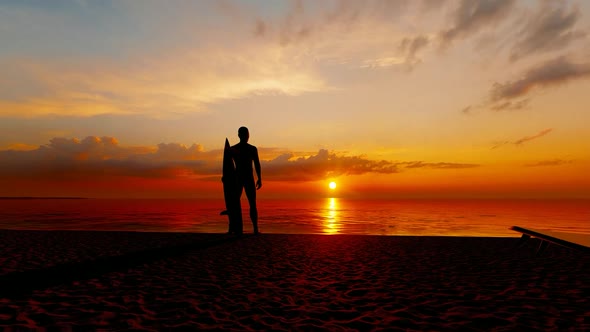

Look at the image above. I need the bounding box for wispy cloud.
[397,35,431,69]
[3,0,588,121]
[250,0,437,69]
[250,0,417,45]
[492,128,553,149]
[488,56,590,111]
[0,0,453,120]
[439,0,516,48]
[401,161,480,169]
[0,46,327,117]
[489,98,530,112]
[510,2,585,61]
[525,159,574,167]
[357,34,431,70]
[460,105,473,115]
[360,57,406,69]
[513,128,553,146]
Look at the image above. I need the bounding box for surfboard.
[222,138,243,234]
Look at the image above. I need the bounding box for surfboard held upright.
[222,138,243,234]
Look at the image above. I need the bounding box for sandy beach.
[0,230,588,331]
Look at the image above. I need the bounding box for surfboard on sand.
[222,138,243,234]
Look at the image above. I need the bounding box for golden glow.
[329,181,337,190]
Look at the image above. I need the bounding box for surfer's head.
[238,126,249,143]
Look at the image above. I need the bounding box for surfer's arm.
[253,147,262,189]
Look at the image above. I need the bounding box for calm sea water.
[0,198,588,237]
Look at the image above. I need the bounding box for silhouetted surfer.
[232,126,262,234]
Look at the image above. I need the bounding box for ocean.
[0,198,588,237]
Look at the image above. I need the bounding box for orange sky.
[1,1,589,199]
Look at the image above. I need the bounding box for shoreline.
[0,231,588,330]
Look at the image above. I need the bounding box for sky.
[0,0,589,199]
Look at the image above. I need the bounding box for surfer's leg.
[244,181,258,234]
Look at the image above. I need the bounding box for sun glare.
[329,181,337,190]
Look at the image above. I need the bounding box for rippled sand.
[0,231,588,330]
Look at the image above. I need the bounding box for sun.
[329,181,337,190]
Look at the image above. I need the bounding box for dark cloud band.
[0,136,479,182]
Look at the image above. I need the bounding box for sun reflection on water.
[323,197,340,234]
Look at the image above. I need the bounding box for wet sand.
[0,230,588,330]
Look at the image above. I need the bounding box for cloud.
[250,0,415,45]
[0,0,329,118]
[0,0,451,120]
[492,128,553,149]
[510,2,585,61]
[525,159,574,167]
[4,143,38,151]
[401,161,480,169]
[3,0,426,118]
[262,150,481,181]
[0,44,328,117]
[262,149,400,181]
[354,34,432,71]
[397,35,431,69]
[487,56,590,111]
[0,136,481,183]
[0,136,214,180]
[400,35,430,58]
[461,105,472,114]
[360,57,406,69]
[0,0,444,118]
[440,0,516,48]
[152,143,205,161]
[513,128,553,146]
[249,1,438,69]
[489,98,530,112]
